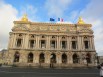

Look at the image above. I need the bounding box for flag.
[58,18,63,22]
[50,18,55,21]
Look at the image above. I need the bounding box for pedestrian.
[100,63,103,77]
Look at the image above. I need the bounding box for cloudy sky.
[0,0,103,55]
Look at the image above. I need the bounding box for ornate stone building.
[6,15,97,67]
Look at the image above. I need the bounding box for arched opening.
[14,52,20,62]
[28,53,33,63]
[51,53,56,63]
[86,53,91,63]
[73,53,79,63]
[39,53,45,63]
[62,53,67,63]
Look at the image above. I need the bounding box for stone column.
[36,35,40,49]
[90,36,95,50]
[35,35,38,49]
[37,35,41,49]
[81,36,84,50]
[12,33,17,48]
[56,36,58,49]
[58,36,60,50]
[24,34,29,49]
[46,35,50,50]
[91,36,95,50]
[89,36,92,50]
[57,36,60,50]
[8,33,13,48]
[22,34,26,49]
[67,36,69,50]
[77,36,81,50]
[69,37,71,50]
[48,36,50,49]
[46,36,48,49]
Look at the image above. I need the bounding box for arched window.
[14,52,20,62]
[62,53,67,63]
[86,53,91,63]
[39,53,45,63]
[28,53,33,63]
[73,53,79,63]
[51,53,56,63]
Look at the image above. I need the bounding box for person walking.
[100,63,103,77]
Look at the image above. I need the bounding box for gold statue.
[77,17,85,24]
[21,14,28,22]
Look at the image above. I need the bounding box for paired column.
[69,37,72,50]
[8,33,13,48]
[24,34,29,49]
[36,35,40,49]
[46,36,50,50]
[12,33,17,48]
[92,37,95,50]
[77,36,81,50]
[80,36,84,50]
[57,36,60,50]
[67,36,69,50]
[22,34,26,49]
[89,36,95,50]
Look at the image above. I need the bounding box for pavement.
[0,67,100,77]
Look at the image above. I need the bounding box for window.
[84,41,89,49]
[51,41,55,48]
[72,41,76,49]
[41,40,46,48]
[62,41,66,49]
[30,40,35,48]
[16,39,22,47]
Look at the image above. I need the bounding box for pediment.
[12,25,29,31]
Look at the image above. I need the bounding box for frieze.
[12,23,92,33]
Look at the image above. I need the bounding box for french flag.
[58,18,63,22]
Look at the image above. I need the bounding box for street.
[0,67,99,77]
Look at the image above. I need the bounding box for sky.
[0,0,103,55]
